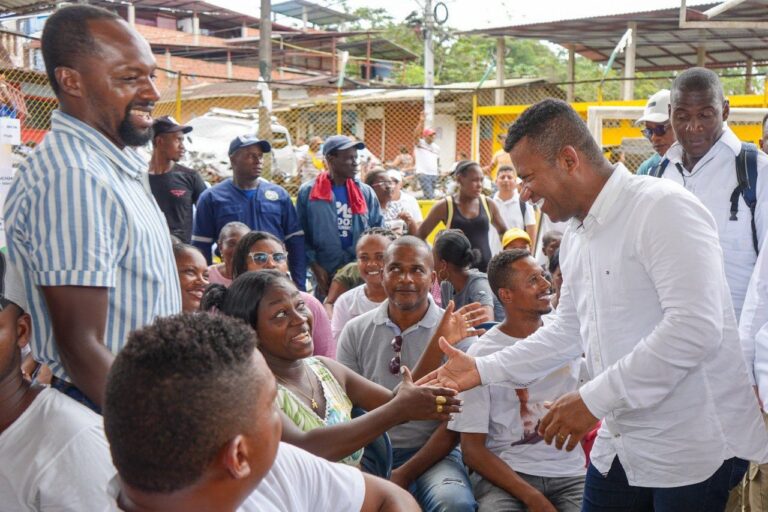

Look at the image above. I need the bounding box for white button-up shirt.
[662,127,768,322]
[476,164,767,488]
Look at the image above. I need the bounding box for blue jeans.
[418,174,438,199]
[393,446,476,512]
[583,456,749,512]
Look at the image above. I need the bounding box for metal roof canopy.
[336,38,419,62]
[0,0,55,16]
[272,0,357,27]
[89,0,297,34]
[463,0,768,72]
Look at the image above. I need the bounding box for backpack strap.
[733,142,759,254]
[648,157,671,178]
[480,195,493,223]
[446,196,454,228]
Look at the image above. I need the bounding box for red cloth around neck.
[309,172,368,214]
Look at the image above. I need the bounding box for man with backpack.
[649,68,768,322]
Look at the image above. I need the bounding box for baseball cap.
[388,169,403,182]
[152,116,192,136]
[635,89,671,125]
[502,228,532,249]
[423,128,436,137]
[228,134,272,157]
[322,135,365,156]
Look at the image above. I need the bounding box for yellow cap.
[502,228,532,250]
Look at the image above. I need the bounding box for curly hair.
[103,313,261,493]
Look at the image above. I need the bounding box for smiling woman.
[200,270,463,469]
[172,242,209,313]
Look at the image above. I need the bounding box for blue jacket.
[192,178,306,290]
[296,177,383,275]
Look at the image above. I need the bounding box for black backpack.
[649,142,760,254]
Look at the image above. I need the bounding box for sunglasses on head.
[389,335,403,375]
[249,252,287,264]
[642,124,670,139]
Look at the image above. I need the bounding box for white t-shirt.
[239,443,365,511]
[0,388,116,511]
[414,138,439,176]
[449,326,585,478]
[106,443,364,512]
[393,191,423,222]
[332,284,383,340]
[493,191,535,230]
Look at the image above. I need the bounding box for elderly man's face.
[74,19,160,148]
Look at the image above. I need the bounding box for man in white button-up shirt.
[419,99,768,511]
[661,69,768,366]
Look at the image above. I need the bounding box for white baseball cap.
[388,169,403,182]
[635,89,671,125]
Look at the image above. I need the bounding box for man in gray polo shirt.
[337,236,476,512]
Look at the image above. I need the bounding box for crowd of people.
[5,4,768,512]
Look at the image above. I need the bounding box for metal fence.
[4,29,768,196]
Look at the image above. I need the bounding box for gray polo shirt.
[337,296,473,449]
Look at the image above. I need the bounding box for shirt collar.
[570,163,631,231]
[493,189,520,204]
[373,295,441,332]
[664,124,740,165]
[50,110,147,179]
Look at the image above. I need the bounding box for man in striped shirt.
[3,5,181,412]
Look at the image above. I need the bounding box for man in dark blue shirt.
[192,135,306,290]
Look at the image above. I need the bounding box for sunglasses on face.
[642,124,670,139]
[248,252,287,265]
[389,335,403,375]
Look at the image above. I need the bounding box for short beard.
[118,106,154,147]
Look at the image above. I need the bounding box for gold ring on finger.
[558,433,566,441]
[436,404,444,413]
[435,395,447,405]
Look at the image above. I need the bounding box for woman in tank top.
[417,160,507,272]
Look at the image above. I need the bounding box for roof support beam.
[622,22,636,101]
[495,36,505,106]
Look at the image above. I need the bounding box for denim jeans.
[583,456,749,512]
[393,446,476,512]
[418,174,438,199]
[473,472,584,512]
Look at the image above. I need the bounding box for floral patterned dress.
[276,357,363,466]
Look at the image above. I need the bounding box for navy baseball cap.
[228,134,272,156]
[152,116,192,136]
[322,135,365,156]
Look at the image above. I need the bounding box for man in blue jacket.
[296,135,383,298]
[192,134,306,290]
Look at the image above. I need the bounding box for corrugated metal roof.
[463,1,768,72]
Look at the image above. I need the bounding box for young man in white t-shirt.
[0,253,116,511]
[449,250,586,512]
[104,312,418,512]
[414,112,440,199]
[492,165,537,243]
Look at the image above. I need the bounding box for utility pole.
[258,0,273,178]
[423,0,435,127]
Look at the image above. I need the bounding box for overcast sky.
[211,0,709,32]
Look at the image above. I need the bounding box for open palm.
[416,338,482,392]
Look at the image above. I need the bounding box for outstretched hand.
[393,366,462,422]
[437,301,489,346]
[415,338,482,392]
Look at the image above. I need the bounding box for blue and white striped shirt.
[3,110,181,382]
